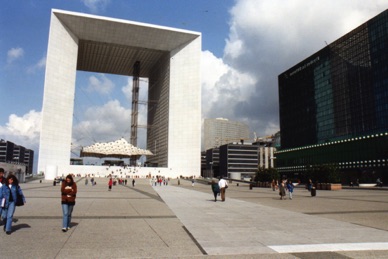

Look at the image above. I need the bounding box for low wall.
[0,162,26,182]
[359,183,376,187]
[316,183,342,190]
[45,165,199,180]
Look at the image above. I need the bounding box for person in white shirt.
[218,177,228,202]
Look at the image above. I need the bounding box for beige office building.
[204,118,250,151]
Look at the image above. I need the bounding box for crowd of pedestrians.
[105,176,138,191]
[150,176,170,186]
[271,179,295,200]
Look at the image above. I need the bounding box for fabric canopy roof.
[80,138,153,158]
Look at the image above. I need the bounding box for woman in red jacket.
[61,174,77,232]
[108,178,113,191]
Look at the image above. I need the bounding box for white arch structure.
[39,9,201,179]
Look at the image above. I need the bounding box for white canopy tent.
[80,138,153,159]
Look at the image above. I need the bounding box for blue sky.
[0,0,231,122]
[1,0,387,170]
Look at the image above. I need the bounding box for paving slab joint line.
[182,226,207,255]
[54,224,78,258]
[269,242,388,253]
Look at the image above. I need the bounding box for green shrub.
[255,167,279,183]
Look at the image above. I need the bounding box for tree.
[306,164,341,183]
[255,167,279,182]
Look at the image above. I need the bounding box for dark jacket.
[61,182,77,205]
[287,183,294,192]
[211,183,220,193]
[1,184,26,208]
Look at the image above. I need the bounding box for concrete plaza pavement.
[0,177,387,258]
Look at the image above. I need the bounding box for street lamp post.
[210,162,214,178]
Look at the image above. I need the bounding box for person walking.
[286,180,294,200]
[279,181,286,200]
[218,177,228,202]
[61,174,77,232]
[1,174,26,235]
[271,179,276,191]
[211,180,220,202]
[0,168,6,185]
[0,168,7,224]
[85,177,88,185]
[108,178,113,191]
[307,179,313,191]
[376,178,383,187]
[132,179,135,187]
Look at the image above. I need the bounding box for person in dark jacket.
[0,174,26,235]
[61,174,77,232]
[211,180,220,202]
[0,168,7,223]
[279,181,286,200]
[286,180,295,200]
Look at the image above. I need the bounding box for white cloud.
[27,56,46,73]
[201,50,255,119]
[7,47,24,64]
[81,0,110,13]
[86,74,114,95]
[80,100,130,137]
[0,110,41,149]
[201,0,387,138]
[72,99,147,151]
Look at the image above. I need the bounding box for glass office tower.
[276,10,388,182]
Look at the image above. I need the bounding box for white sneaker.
[62,228,67,232]
[67,227,71,230]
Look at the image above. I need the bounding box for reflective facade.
[277,10,388,181]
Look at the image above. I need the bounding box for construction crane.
[130,61,140,148]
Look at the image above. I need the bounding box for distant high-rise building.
[205,147,220,178]
[0,139,34,176]
[276,10,388,183]
[204,118,250,151]
[219,143,258,179]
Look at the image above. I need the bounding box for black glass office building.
[276,10,388,182]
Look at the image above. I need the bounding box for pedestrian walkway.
[153,182,388,257]
[1,178,387,258]
[1,178,204,258]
